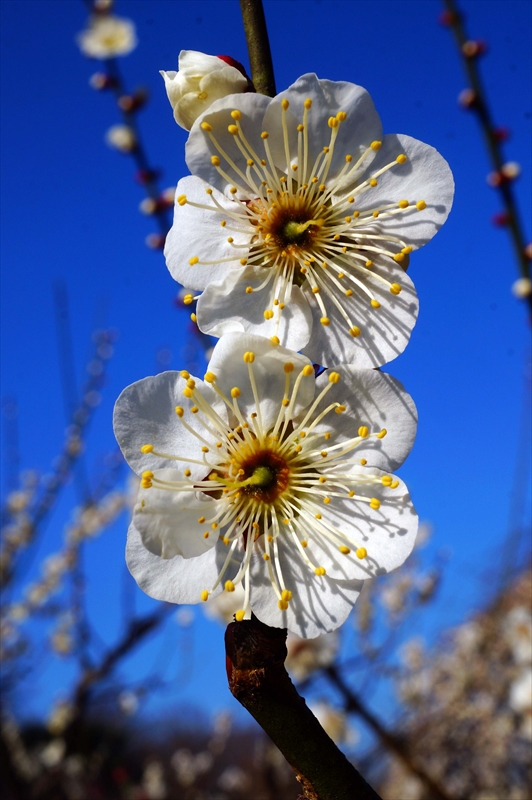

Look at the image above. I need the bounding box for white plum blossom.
[161,51,250,131]
[77,15,137,60]
[165,74,454,368]
[114,333,418,638]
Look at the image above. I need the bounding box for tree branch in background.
[325,665,455,800]
[440,0,532,312]
[239,0,276,97]
[225,616,382,800]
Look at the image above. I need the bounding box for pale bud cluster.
[77,14,137,60]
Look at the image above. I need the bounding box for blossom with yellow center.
[76,15,137,60]
[114,333,418,637]
[165,74,454,368]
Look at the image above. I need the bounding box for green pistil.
[248,465,275,488]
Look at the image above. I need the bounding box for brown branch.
[325,665,455,800]
[441,0,531,312]
[225,616,381,800]
[239,0,276,97]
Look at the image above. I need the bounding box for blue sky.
[1,0,530,724]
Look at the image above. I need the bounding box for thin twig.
[239,0,276,97]
[225,616,381,800]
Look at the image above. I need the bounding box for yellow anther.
[370,178,378,187]
[284,362,295,373]
[177,194,187,206]
[189,256,199,265]
[328,116,339,128]
[200,122,212,132]
[247,159,254,166]
[372,211,379,218]
[349,326,361,338]
[184,469,191,477]
[323,497,331,505]
[278,600,289,610]
[270,336,280,346]
[294,444,302,452]
[201,446,209,453]
[335,405,346,414]
[140,479,152,488]
[376,428,387,439]
[398,200,409,209]
[358,426,369,438]
[292,164,298,171]
[201,590,209,601]
[302,365,314,377]
[356,547,367,559]
[281,98,289,110]
[204,372,216,384]
[345,289,354,297]
[319,476,326,484]
[267,535,273,542]
[211,155,220,166]
[190,313,197,322]
[348,490,355,497]
[141,444,154,453]
[197,516,206,524]
[371,141,382,151]
[315,513,322,519]
[211,522,218,529]
[304,98,312,109]
[183,387,193,398]
[231,387,241,398]
[235,610,246,622]
[382,475,393,486]
[297,124,304,132]
[393,252,405,263]
[243,352,255,363]
[416,200,427,211]
[239,259,247,265]
[186,378,196,389]
[203,532,209,539]
[261,131,269,139]
[225,580,235,592]
[183,294,194,305]
[228,124,239,135]
[390,283,402,295]
[190,406,199,414]
[328,371,341,384]
[175,406,184,418]
[336,110,347,121]
[319,183,326,191]
[230,186,237,194]
[369,498,381,510]
[312,286,320,294]
[371,299,381,308]
[359,458,367,465]
[223,537,230,545]
[315,566,327,576]
[264,309,274,320]
[402,246,413,254]
[263,553,270,561]
[227,236,234,243]
[282,398,290,407]
[321,451,328,457]
[142,470,154,479]
[339,546,351,555]
[320,317,331,326]
[231,109,242,120]
[349,197,355,204]
[396,154,407,164]
[180,370,190,379]
[324,432,331,440]
[391,480,400,489]
[365,260,373,267]
[206,188,213,195]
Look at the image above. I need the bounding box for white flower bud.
[160,50,249,131]
[105,124,136,153]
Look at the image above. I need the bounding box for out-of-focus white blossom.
[39,738,66,768]
[512,277,532,298]
[118,690,139,716]
[77,15,137,60]
[47,701,75,736]
[142,760,167,799]
[161,51,249,131]
[509,667,532,714]
[310,702,358,745]
[505,606,532,665]
[105,124,137,153]
[285,631,339,682]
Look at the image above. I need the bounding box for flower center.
[240,449,290,503]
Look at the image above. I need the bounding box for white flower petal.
[293,473,418,581]
[113,371,226,478]
[206,333,315,431]
[197,266,313,351]
[249,543,362,638]
[301,260,418,368]
[127,522,223,604]
[134,469,217,558]
[264,73,383,185]
[186,92,272,194]
[355,133,454,248]
[309,365,417,471]
[165,176,251,291]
